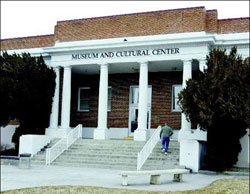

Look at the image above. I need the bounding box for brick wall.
[218,18,250,34]
[1,34,54,50]
[55,7,206,42]
[69,72,182,129]
[1,6,249,50]
[206,10,218,33]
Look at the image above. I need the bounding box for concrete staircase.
[32,138,182,170]
[31,138,60,165]
[142,141,181,170]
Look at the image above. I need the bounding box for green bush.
[0,52,56,150]
[178,47,250,171]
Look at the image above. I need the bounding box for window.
[108,87,112,111]
[172,85,182,112]
[78,87,90,112]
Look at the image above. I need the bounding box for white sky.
[1,1,249,39]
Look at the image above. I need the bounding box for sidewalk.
[1,164,248,192]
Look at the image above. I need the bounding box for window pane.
[108,100,111,110]
[80,100,89,110]
[175,98,181,111]
[80,89,90,100]
[132,87,139,104]
[175,86,182,96]
[79,88,90,111]
[172,85,182,111]
[108,88,112,110]
[147,88,151,105]
[108,88,112,100]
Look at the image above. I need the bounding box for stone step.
[73,140,179,146]
[68,145,179,151]
[62,150,179,156]
[52,158,179,168]
[53,151,179,160]
[76,139,146,144]
[51,161,181,170]
[54,155,179,165]
[32,153,179,165]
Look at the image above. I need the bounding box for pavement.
[1,164,248,192]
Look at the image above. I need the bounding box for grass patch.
[2,178,249,194]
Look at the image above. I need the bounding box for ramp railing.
[46,124,82,165]
[137,125,162,171]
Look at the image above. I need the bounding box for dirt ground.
[2,178,249,194]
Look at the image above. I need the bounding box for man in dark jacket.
[160,122,173,155]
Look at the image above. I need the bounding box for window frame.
[78,87,91,112]
[171,84,182,112]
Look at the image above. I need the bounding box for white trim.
[78,87,91,112]
[171,84,182,112]
[43,32,249,53]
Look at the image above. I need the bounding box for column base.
[45,127,72,138]
[93,128,109,140]
[134,129,150,141]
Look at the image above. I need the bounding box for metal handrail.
[137,125,162,170]
[46,124,82,165]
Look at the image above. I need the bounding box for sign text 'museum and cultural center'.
[72,48,180,60]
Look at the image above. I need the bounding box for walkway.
[1,164,248,192]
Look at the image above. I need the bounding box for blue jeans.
[162,136,170,152]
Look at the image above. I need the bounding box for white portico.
[44,32,213,141]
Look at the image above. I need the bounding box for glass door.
[128,86,151,136]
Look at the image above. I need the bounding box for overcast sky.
[1,1,249,39]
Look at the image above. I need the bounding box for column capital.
[52,66,60,73]
[198,58,206,62]
[138,61,149,66]
[182,59,193,64]
[64,65,72,69]
[98,63,108,67]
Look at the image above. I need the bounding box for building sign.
[72,48,180,60]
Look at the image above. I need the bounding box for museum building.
[1,6,249,171]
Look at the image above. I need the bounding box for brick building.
[1,6,249,171]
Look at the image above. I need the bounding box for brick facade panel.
[218,18,250,34]
[69,72,182,130]
[55,7,207,43]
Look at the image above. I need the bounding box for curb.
[199,170,249,176]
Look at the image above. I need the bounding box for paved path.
[1,164,248,192]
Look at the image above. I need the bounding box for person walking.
[160,122,173,155]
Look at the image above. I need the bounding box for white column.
[94,63,109,140]
[49,67,60,128]
[134,61,150,141]
[199,59,207,72]
[61,66,72,129]
[181,59,192,132]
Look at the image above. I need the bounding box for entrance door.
[128,86,151,136]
